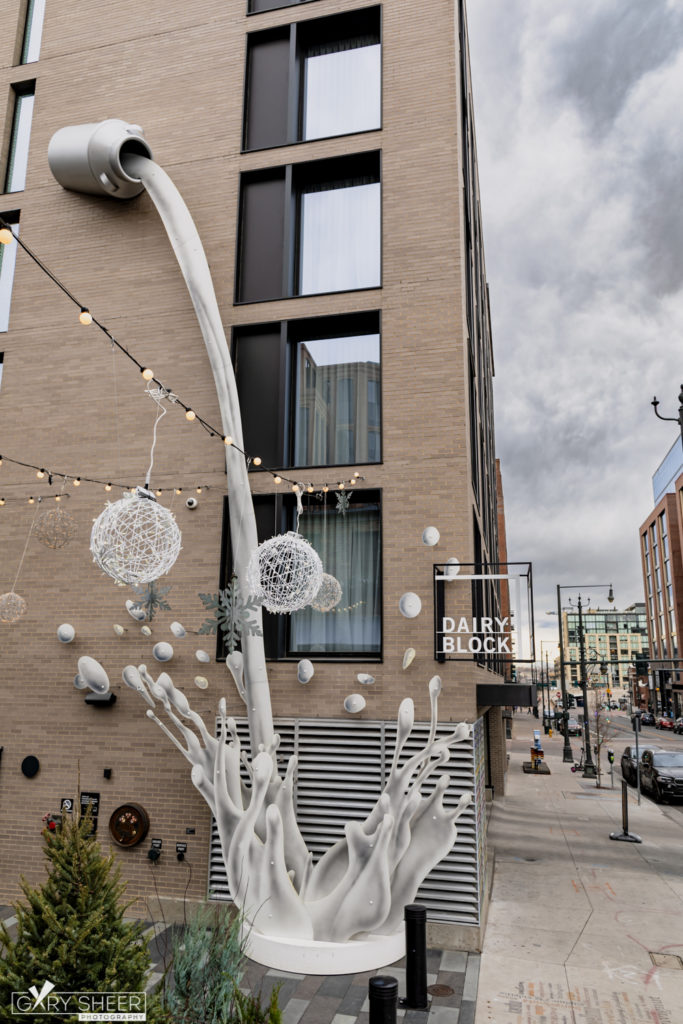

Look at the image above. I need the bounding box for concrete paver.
[476,714,683,1024]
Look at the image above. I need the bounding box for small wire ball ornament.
[34,506,77,549]
[311,572,342,612]
[246,531,323,614]
[0,591,27,624]
[90,487,182,586]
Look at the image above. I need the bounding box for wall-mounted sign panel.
[433,562,534,663]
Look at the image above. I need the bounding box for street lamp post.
[556,585,575,762]
[576,593,598,779]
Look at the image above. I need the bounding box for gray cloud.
[468,0,683,652]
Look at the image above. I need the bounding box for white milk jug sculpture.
[49,120,473,972]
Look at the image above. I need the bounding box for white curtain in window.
[0,227,20,333]
[300,182,380,295]
[304,44,381,141]
[290,503,381,654]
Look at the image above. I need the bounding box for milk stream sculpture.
[49,120,473,972]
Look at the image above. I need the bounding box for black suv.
[620,745,662,785]
[639,748,683,802]
[640,711,655,726]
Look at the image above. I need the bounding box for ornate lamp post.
[651,384,683,441]
[556,583,614,770]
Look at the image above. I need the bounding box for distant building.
[561,604,649,698]
[639,461,683,716]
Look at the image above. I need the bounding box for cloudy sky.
[467,0,683,652]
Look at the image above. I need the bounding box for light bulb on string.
[79,308,93,325]
[253,457,262,466]
[195,487,202,494]
[74,477,81,487]
[141,367,154,381]
[36,468,45,479]
[28,496,34,504]
[0,227,13,245]
[175,488,182,495]
[185,409,196,422]
[323,485,329,493]
[307,485,314,493]
[274,476,282,485]
[292,483,300,493]
[0,498,5,505]
[339,482,345,490]
[55,495,61,502]
[105,483,112,492]
[223,435,233,446]
[155,489,162,497]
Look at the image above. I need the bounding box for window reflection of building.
[295,335,380,467]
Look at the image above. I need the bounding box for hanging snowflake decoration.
[0,591,27,624]
[198,575,262,654]
[34,506,77,549]
[335,490,353,516]
[246,531,323,614]
[90,487,181,585]
[311,573,342,612]
[130,580,172,622]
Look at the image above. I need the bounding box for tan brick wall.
[0,0,504,910]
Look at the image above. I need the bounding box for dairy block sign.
[441,616,512,655]
[433,562,534,662]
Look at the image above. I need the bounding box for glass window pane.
[5,92,35,193]
[299,181,380,295]
[21,0,46,63]
[303,44,381,141]
[0,225,19,333]
[294,333,380,466]
[290,500,381,654]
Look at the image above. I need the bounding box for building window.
[248,0,316,13]
[4,83,35,193]
[220,490,382,659]
[244,9,380,152]
[21,0,46,63]
[236,151,381,303]
[234,310,381,469]
[0,214,20,333]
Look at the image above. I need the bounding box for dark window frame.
[243,7,382,153]
[235,150,382,305]
[232,309,382,471]
[218,488,383,662]
[248,0,317,14]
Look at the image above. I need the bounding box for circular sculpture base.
[246,929,405,976]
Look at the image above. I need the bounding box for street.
[556,707,683,818]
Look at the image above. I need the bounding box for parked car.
[640,711,655,726]
[609,702,619,710]
[639,748,683,802]
[656,715,674,730]
[673,717,683,735]
[566,717,582,736]
[620,745,663,785]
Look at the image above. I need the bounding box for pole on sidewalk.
[402,904,428,1009]
[369,976,398,1024]
[609,779,642,843]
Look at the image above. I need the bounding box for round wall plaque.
[109,803,150,848]
[21,755,40,778]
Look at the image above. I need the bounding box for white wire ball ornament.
[246,531,323,614]
[90,487,181,585]
[311,573,342,612]
[34,506,77,549]
[0,591,27,624]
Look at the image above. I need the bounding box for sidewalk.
[475,714,683,1024]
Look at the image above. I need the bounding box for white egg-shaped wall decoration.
[194,676,209,689]
[125,599,147,621]
[195,649,210,663]
[297,659,315,684]
[77,655,110,694]
[402,647,416,669]
[57,623,75,643]
[444,557,460,579]
[399,592,422,618]
[344,693,366,714]
[170,621,186,638]
[153,642,174,662]
[422,526,440,546]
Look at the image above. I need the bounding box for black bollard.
[609,779,642,843]
[369,976,398,1024]
[404,903,429,1009]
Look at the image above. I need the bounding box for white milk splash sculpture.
[49,120,472,972]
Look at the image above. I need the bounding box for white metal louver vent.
[208,717,485,927]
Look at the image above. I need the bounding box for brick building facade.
[0,0,515,948]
